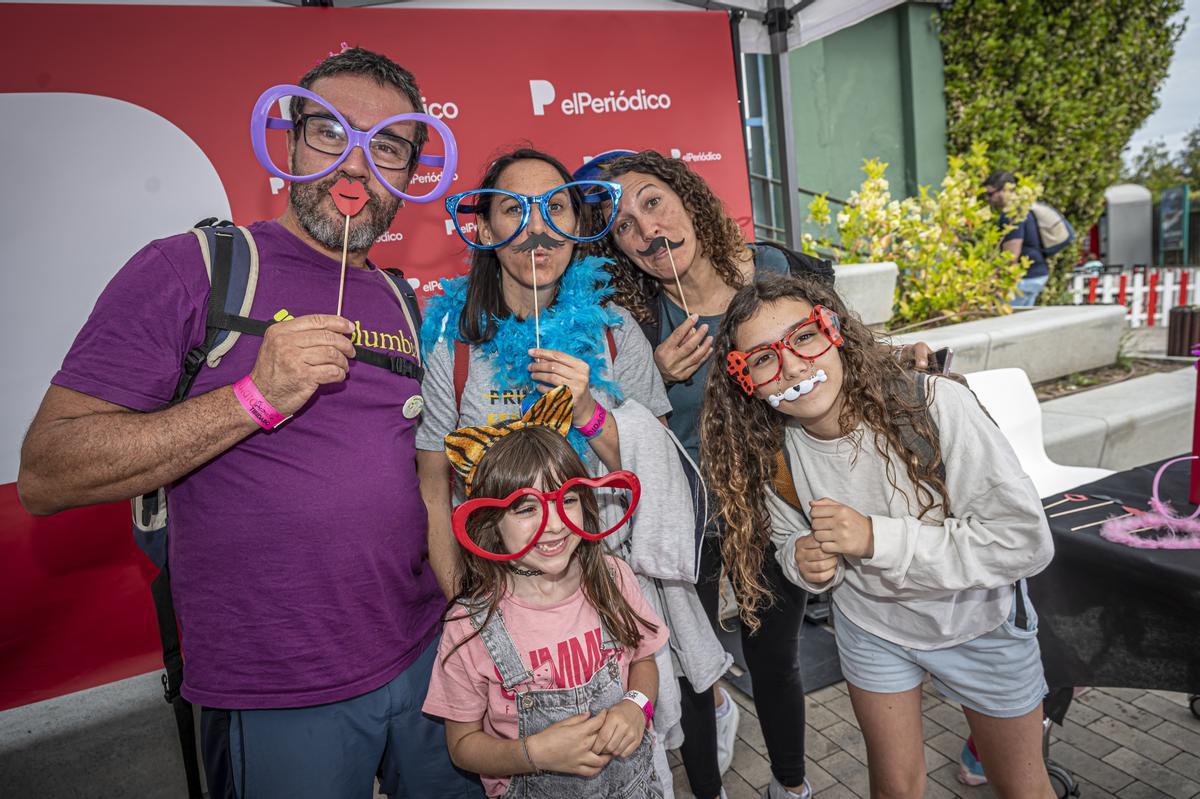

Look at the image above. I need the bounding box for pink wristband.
[233,375,291,430]
[576,402,607,439]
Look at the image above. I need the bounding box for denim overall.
[468,605,662,799]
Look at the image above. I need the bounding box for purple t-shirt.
[53,221,442,709]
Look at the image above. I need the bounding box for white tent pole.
[766,0,803,249]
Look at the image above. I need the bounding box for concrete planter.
[889,305,1126,383]
[1043,367,1194,470]
[833,261,898,327]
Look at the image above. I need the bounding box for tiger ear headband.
[444,385,574,496]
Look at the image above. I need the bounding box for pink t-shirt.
[423,556,669,797]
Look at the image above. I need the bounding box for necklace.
[509,565,544,577]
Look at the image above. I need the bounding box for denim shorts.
[832,585,1048,718]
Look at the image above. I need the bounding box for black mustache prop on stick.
[636,236,684,257]
[639,236,689,315]
[512,232,566,253]
[510,232,566,349]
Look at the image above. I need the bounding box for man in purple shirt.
[18,49,481,799]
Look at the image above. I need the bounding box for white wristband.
[622,689,653,726]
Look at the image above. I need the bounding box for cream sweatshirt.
[767,376,1054,650]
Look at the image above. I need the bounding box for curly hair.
[700,273,951,632]
[590,151,748,323]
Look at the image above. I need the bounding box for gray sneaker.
[762,776,812,799]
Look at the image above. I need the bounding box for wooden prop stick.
[336,214,351,316]
[664,244,690,316]
[1071,513,1132,532]
[329,177,369,316]
[1049,500,1115,519]
[531,249,541,351]
[1044,493,1087,511]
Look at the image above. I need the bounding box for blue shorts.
[832,585,1048,718]
[201,633,484,799]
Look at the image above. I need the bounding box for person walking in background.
[985,170,1050,307]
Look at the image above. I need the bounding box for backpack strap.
[194,225,261,366]
[905,372,947,485]
[772,444,813,533]
[171,225,260,402]
[134,220,249,799]
[638,297,663,347]
[150,568,203,799]
[380,267,424,339]
[772,448,804,513]
[359,267,425,384]
[752,241,836,286]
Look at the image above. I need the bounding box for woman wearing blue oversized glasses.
[415,148,731,796]
[415,145,669,573]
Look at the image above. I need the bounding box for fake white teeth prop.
[768,370,827,407]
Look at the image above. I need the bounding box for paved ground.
[668,678,1200,798]
[1125,326,1169,358]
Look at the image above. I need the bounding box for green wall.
[788,2,947,235]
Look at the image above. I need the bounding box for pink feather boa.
[1099,456,1200,549]
[1099,502,1200,549]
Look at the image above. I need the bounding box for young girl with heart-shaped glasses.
[422,388,669,798]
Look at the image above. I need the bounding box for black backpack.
[132,220,423,797]
[635,241,834,346]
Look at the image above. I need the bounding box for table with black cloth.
[1027,457,1200,724]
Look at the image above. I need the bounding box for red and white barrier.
[1069,268,1200,327]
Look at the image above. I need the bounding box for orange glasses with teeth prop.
[726,305,843,396]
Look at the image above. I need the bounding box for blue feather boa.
[421,256,625,457]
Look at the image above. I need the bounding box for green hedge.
[940,0,1184,283]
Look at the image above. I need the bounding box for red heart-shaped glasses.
[451,471,641,562]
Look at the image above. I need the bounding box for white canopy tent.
[273,0,914,53]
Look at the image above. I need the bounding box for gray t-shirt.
[416,303,671,482]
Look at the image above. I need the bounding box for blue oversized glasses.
[444,180,623,250]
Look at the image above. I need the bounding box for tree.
[940,0,1185,280]
[1123,120,1200,200]
[1181,124,1200,187]
[802,144,1038,325]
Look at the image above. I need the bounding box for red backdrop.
[0,2,750,709]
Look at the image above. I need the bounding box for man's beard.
[289,173,401,252]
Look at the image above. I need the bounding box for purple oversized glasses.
[250,84,459,203]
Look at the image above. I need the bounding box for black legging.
[677,536,809,799]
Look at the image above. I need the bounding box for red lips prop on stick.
[330,178,369,316]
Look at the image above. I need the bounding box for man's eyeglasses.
[726,305,844,396]
[299,114,416,171]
